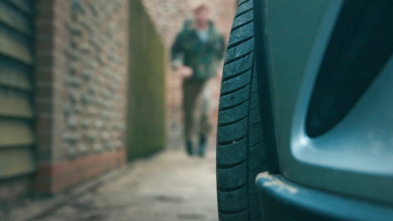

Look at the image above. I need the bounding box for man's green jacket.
[171,20,225,80]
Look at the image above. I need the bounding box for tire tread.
[217,1,266,220]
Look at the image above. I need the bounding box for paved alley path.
[37,150,218,221]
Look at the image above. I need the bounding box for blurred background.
[0,0,237,220]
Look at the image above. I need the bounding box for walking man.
[171,1,225,157]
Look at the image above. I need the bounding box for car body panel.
[255,0,393,205]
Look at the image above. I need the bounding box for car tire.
[216,0,267,220]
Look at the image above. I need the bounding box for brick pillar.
[34,0,128,195]
[34,0,58,194]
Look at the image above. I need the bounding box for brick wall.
[34,0,128,194]
[142,0,237,47]
[141,0,237,146]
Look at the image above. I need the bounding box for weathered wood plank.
[0,1,32,35]
[0,25,32,64]
[0,88,34,118]
[0,148,35,179]
[0,119,34,147]
[0,0,34,181]
[0,57,32,90]
[3,0,33,15]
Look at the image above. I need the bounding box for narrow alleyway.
[35,149,218,221]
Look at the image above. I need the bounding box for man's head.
[193,2,210,28]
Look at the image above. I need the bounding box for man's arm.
[171,31,193,78]
[216,34,226,60]
[215,34,226,78]
[171,32,184,70]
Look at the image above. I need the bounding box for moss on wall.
[127,0,166,160]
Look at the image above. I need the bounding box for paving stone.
[36,148,218,221]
